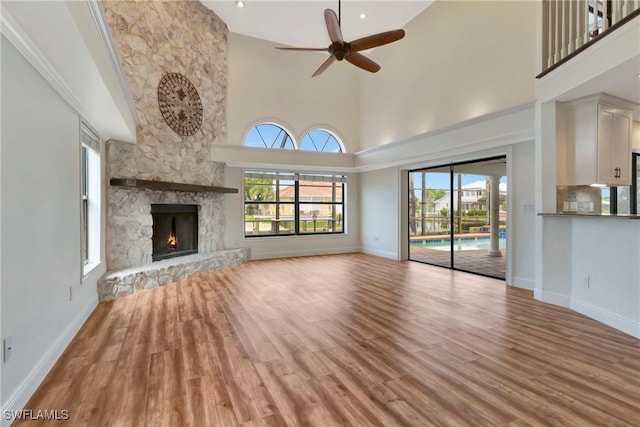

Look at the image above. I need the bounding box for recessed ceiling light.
[236,1,245,7]
[360,12,367,19]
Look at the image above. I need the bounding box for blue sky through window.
[300,130,342,152]
[244,124,295,149]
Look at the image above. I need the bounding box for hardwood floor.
[17,254,640,426]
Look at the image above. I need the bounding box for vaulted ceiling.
[204,1,433,48]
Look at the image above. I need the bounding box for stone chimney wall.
[103,0,230,270]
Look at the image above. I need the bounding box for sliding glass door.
[409,157,507,279]
[409,167,452,268]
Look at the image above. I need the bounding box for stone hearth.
[99,249,248,301]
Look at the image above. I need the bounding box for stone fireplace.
[98,1,248,301]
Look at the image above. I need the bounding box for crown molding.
[1,4,91,125]
[85,0,138,126]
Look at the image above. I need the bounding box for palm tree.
[244,178,275,202]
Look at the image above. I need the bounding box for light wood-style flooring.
[17,253,640,426]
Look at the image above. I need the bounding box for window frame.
[243,122,297,150]
[242,122,347,153]
[244,171,346,238]
[80,123,101,277]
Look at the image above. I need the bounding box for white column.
[488,175,502,257]
[560,0,567,58]
[576,0,586,48]
[554,0,561,63]
[568,0,575,53]
[547,0,555,67]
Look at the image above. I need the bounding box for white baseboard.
[510,276,535,290]
[250,246,361,261]
[571,298,640,339]
[536,289,571,308]
[534,288,639,339]
[1,295,98,427]
[361,247,398,260]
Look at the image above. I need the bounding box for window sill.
[243,232,349,241]
[83,261,101,279]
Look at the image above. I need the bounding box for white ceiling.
[203,1,433,48]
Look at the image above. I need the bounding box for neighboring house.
[250,183,339,218]
[433,181,507,213]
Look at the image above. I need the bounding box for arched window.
[244,123,295,149]
[300,129,343,153]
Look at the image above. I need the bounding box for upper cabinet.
[559,93,637,187]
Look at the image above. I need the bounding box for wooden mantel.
[110,178,238,194]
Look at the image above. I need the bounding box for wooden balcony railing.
[539,0,640,77]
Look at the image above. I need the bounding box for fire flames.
[167,231,178,250]
[167,216,178,250]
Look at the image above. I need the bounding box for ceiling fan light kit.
[275,1,405,77]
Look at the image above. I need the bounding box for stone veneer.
[99,249,249,301]
[103,0,228,184]
[106,187,226,270]
[99,1,245,299]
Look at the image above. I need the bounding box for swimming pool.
[411,236,506,251]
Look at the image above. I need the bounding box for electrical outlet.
[584,275,590,288]
[3,337,12,362]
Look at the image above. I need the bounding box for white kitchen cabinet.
[559,93,636,187]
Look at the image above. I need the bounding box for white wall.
[359,168,400,259]
[570,218,639,335]
[223,167,360,260]
[1,0,137,142]
[227,33,360,152]
[538,216,640,338]
[510,141,536,289]
[1,36,102,415]
[358,0,536,150]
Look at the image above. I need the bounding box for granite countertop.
[538,212,640,219]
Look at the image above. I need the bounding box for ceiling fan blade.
[324,9,343,44]
[345,52,381,73]
[312,56,336,77]
[275,47,329,51]
[350,29,406,52]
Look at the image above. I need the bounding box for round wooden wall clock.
[157,73,203,136]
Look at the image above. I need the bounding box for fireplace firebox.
[151,204,198,261]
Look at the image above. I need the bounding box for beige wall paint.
[358,0,536,150]
[227,33,360,153]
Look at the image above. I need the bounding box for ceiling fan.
[275,0,405,77]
